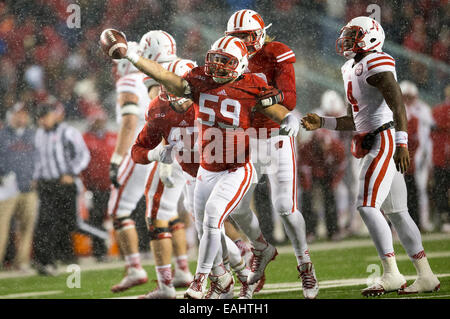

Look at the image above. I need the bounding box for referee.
[33,103,91,275]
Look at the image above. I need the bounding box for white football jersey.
[115,71,150,137]
[341,52,397,133]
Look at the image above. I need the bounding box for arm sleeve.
[131,122,162,164]
[65,127,91,175]
[274,62,297,110]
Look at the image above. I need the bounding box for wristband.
[320,117,337,130]
[110,152,123,165]
[395,131,408,145]
[126,51,140,64]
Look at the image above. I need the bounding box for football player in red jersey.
[225,9,319,298]
[109,33,300,299]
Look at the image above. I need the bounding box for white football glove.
[147,143,175,164]
[280,113,300,137]
[158,163,175,188]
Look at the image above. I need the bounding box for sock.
[231,209,268,251]
[234,265,250,283]
[296,249,311,265]
[224,235,243,267]
[387,211,424,260]
[358,206,395,258]
[411,254,434,277]
[195,226,221,274]
[176,255,189,273]
[280,210,310,264]
[125,253,141,268]
[210,263,227,277]
[156,264,173,287]
[381,255,401,275]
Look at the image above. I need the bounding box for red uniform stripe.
[368,62,395,71]
[111,163,136,217]
[367,56,395,65]
[171,59,181,73]
[363,132,386,206]
[217,163,251,228]
[290,137,298,212]
[370,130,394,207]
[118,156,132,181]
[151,180,165,220]
[144,163,159,219]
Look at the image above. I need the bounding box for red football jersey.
[248,41,297,136]
[185,66,273,172]
[131,96,199,177]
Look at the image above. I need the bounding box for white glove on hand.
[147,143,175,164]
[158,163,175,188]
[280,113,300,137]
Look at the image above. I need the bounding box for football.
[100,28,127,59]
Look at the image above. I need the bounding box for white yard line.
[0,290,63,299]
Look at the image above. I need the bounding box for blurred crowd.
[0,0,449,271]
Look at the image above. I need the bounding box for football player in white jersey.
[302,16,440,296]
[108,42,151,292]
[139,31,196,290]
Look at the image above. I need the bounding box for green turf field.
[0,233,448,299]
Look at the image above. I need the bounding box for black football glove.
[109,163,120,188]
[257,87,284,108]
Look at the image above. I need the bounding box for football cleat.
[361,272,407,297]
[184,273,208,299]
[205,270,235,299]
[254,274,266,293]
[398,275,440,295]
[138,281,176,299]
[247,244,278,285]
[111,266,148,293]
[172,269,194,288]
[297,262,319,299]
[237,275,259,299]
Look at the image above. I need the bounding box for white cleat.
[184,273,208,299]
[237,276,258,299]
[205,270,235,299]
[172,269,194,288]
[138,283,176,299]
[111,266,148,293]
[362,272,407,297]
[297,263,319,299]
[247,244,278,285]
[398,275,440,295]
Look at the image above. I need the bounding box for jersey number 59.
[198,93,241,128]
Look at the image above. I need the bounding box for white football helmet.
[159,58,198,103]
[205,36,248,83]
[139,30,177,63]
[320,90,346,117]
[336,16,385,59]
[113,41,141,78]
[225,9,271,56]
[399,80,418,97]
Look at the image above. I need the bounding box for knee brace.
[273,196,294,216]
[148,222,172,240]
[169,218,185,233]
[113,217,135,231]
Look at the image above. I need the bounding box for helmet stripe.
[223,36,234,49]
[252,13,265,29]
[233,11,239,28]
[218,36,228,48]
[172,59,181,73]
[161,31,175,54]
[239,10,247,28]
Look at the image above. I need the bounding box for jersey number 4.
[198,93,241,128]
[347,81,359,113]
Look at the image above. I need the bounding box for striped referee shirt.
[33,122,91,180]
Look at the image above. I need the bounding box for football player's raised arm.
[257,103,290,123]
[126,54,187,98]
